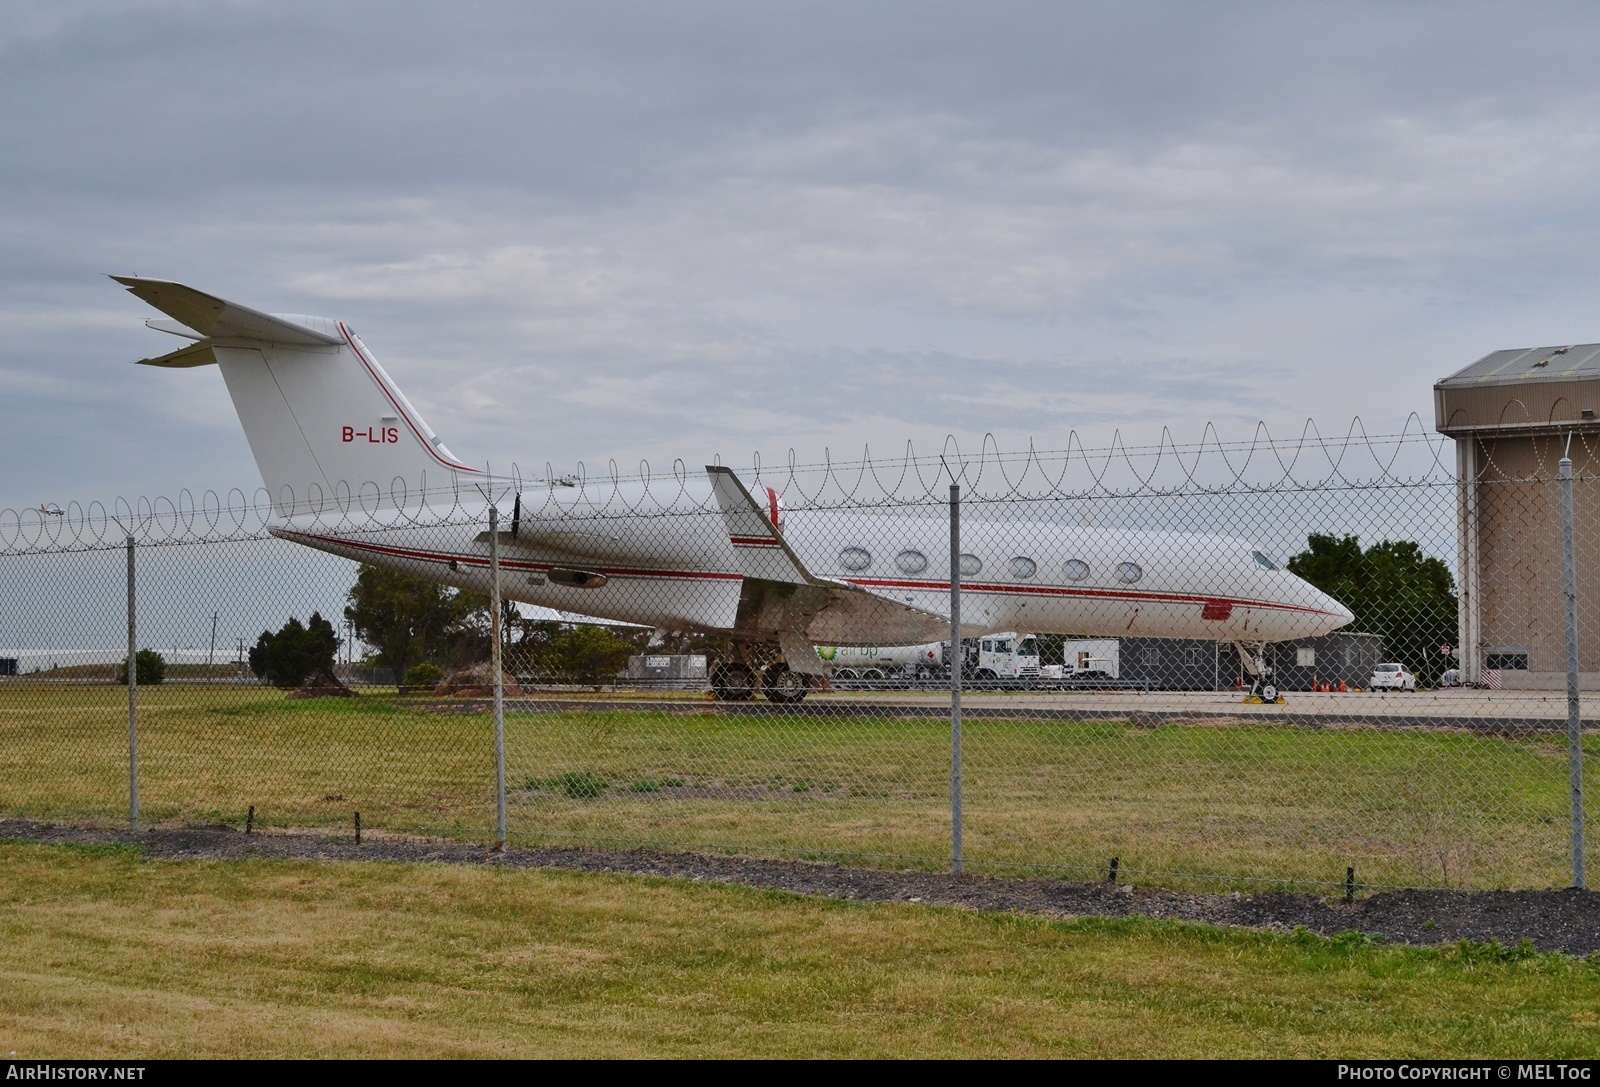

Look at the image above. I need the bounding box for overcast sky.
[4,1,1600,511]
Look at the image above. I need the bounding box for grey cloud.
[4,1,1600,510]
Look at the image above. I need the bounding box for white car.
[1369,663,1417,691]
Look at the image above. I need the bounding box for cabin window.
[1253,551,1279,571]
[838,546,872,572]
[896,549,929,574]
[959,553,982,577]
[1063,559,1090,581]
[981,640,994,652]
[1008,556,1037,579]
[1116,561,1143,584]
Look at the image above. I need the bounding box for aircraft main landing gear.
[762,662,810,704]
[710,662,756,702]
[710,657,812,703]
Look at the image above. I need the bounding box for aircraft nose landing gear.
[1234,642,1285,705]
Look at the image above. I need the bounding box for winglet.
[706,466,813,584]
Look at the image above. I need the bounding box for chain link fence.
[3,424,1597,893]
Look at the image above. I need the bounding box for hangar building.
[1435,344,1600,688]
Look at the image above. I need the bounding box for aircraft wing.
[705,466,950,661]
[110,276,342,346]
[706,466,813,583]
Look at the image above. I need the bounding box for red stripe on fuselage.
[282,530,1338,617]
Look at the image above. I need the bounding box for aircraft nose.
[1324,592,1354,628]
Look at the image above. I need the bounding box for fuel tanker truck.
[815,634,1042,688]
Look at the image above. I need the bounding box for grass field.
[0,840,1596,1058]
[2,682,1596,891]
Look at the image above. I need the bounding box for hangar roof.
[1435,343,1600,436]
[1437,344,1600,388]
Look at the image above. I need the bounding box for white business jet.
[113,277,1352,703]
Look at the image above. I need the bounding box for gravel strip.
[5,818,1598,955]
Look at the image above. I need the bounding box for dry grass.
[2,682,1597,890]
[1,841,1598,1058]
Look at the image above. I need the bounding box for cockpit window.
[1252,551,1279,571]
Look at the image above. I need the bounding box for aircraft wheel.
[711,663,756,702]
[1260,683,1279,702]
[763,664,810,704]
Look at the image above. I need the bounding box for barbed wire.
[8,414,1596,555]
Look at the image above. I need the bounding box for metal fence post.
[125,534,138,830]
[1560,453,1586,889]
[490,504,507,852]
[949,483,963,876]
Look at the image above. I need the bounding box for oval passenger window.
[1009,556,1036,579]
[958,553,982,577]
[1116,561,1143,584]
[1063,559,1090,581]
[896,549,929,574]
[838,546,872,571]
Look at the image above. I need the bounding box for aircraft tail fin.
[114,276,479,514]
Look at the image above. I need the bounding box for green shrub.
[404,662,445,688]
[542,626,635,683]
[248,613,338,688]
[116,649,166,686]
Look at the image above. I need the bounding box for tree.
[343,565,488,681]
[117,648,165,686]
[542,625,636,684]
[249,612,339,688]
[1287,534,1458,683]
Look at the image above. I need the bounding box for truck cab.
[972,633,1041,681]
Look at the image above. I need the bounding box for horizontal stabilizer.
[110,276,341,346]
[134,340,218,368]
